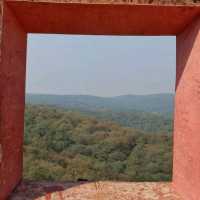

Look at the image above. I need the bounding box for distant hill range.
[26,93,174,114]
[26,93,174,133]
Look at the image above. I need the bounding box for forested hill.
[26,93,174,114]
[24,105,172,182]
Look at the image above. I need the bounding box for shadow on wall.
[8,181,87,200]
[8,181,181,200]
[176,17,200,90]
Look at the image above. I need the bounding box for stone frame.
[0,1,200,199]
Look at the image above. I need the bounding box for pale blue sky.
[26,34,176,97]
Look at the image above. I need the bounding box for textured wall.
[6,1,200,35]
[0,0,5,198]
[0,4,27,200]
[173,17,200,200]
[0,0,3,191]
[6,0,200,5]
[0,0,200,199]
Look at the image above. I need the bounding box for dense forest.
[24,104,173,182]
[26,94,173,133]
[76,109,173,133]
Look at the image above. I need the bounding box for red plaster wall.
[0,1,200,199]
[173,17,200,200]
[0,1,4,196]
[0,4,27,200]
[7,2,200,35]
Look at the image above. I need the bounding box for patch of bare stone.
[9,181,182,200]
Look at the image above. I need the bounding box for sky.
[26,34,176,97]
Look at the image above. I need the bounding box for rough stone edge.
[5,0,200,6]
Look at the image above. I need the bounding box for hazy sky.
[26,34,176,97]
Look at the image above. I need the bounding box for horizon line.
[26,92,175,98]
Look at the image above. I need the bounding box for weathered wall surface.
[0,3,27,200]
[0,0,5,198]
[173,16,200,200]
[5,0,200,5]
[0,0,200,199]
[6,1,200,36]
